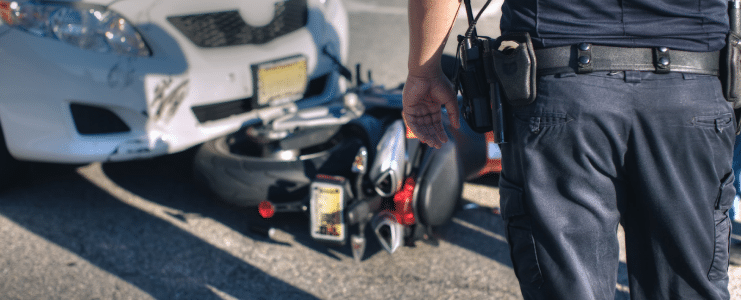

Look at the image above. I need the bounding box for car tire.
[193,126,366,207]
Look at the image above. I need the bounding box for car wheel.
[193,126,366,207]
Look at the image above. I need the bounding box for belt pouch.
[491,32,537,106]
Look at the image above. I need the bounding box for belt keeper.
[576,43,593,74]
[653,47,671,74]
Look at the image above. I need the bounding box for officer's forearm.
[407,0,461,78]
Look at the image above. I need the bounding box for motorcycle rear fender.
[411,114,488,226]
[412,140,463,227]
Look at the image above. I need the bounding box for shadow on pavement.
[0,156,317,300]
[99,148,385,263]
[439,202,513,268]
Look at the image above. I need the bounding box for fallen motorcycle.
[256,84,492,262]
[194,63,498,261]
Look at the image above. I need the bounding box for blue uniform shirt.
[500,0,730,52]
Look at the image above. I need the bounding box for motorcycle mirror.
[351,146,368,174]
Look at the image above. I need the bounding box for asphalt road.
[0,152,523,300]
[0,1,739,299]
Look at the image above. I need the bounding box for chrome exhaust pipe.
[369,120,407,197]
[371,212,404,254]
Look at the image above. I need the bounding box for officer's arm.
[407,0,461,79]
[403,0,462,149]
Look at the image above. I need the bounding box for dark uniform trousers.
[499,70,735,299]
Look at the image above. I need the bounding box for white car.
[0,0,349,178]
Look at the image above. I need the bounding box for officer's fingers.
[421,114,445,148]
[420,125,441,149]
[403,119,422,144]
[431,117,448,146]
[404,103,446,148]
[404,113,433,146]
[406,116,432,147]
[429,76,459,129]
[404,110,429,135]
[417,117,440,147]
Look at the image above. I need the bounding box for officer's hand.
[402,72,460,149]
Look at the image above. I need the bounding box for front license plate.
[310,181,345,243]
[252,56,308,107]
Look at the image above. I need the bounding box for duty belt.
[535,43,720,76]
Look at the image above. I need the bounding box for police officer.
[403,0,734,299]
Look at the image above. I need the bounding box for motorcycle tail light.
[392,177,416,225]
[258,201,275,219]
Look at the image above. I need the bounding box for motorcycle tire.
[193,128,365,207]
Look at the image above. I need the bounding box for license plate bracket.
[252,55,308,108]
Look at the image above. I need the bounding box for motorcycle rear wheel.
[193,127,364,207]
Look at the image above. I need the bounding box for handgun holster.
[491,32,537,106]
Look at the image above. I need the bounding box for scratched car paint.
[0,0,348,166]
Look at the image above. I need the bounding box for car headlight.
[0,0,151,57]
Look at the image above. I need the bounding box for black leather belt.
[535,43,720,76]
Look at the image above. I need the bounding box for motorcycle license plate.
[252,56,308,107]
[310,180,346,243]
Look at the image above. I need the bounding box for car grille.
[167,0,308,48]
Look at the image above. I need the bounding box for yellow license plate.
[310,182,345,242]
[253,56,308,107]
